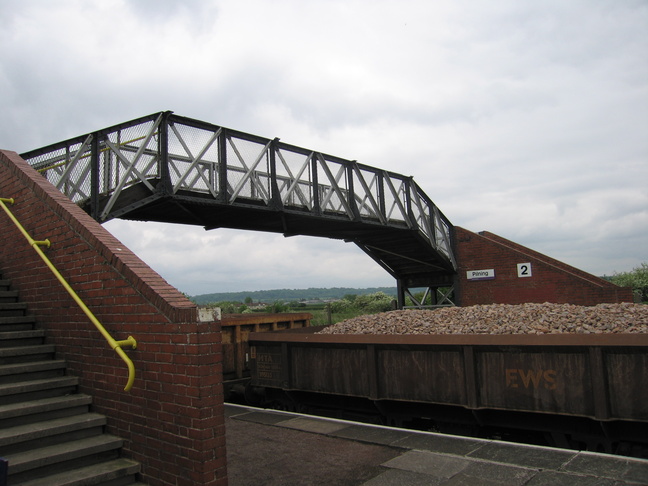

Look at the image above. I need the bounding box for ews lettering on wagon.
[506,369,557,390]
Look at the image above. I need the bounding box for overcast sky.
[1,0,646,296]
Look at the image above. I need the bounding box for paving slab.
[280,416,350,435]
[226,408,292,426]
[562,453,648,484]
[451,460,537,485]
[524,470,618,486]
[396,431,487,456]
[381,450,470,478]
[467,440,576,469]
[442,474,523,486]
[362,468,445,486]
[330,424,414,447]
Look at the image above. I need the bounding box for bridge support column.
[397,280,405,309]
[397,280,456,309]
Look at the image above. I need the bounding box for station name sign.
[467,269,495,281]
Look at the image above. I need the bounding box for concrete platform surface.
[225,404,648,486]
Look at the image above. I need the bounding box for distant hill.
[191,287,398,305]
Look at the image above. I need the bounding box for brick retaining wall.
[0,150,227,486]
[454,226,632,306]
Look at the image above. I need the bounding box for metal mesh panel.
[100,119,160,196]
[275,149,313,210]
[352,166,382,220]
[383,176,408,224]
[408,185,432,240]
[168,122,220,195]
[434,209,454,262]
[314,155,351,217]
[226,135,271,203]
[25,139,94,204]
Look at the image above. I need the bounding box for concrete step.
[0,359,66,377]
[13,457,141,486]
[0,301,28,317]
[0,375,78,397]
[0,275,146,485]
[0,289,19,303]
[0,413,106,456]
[6,434,123,483]
[0,344,56,364]
[0,394,92,428]
[0,375,78,405]
[0,329,45,348]
[0,314,37,331]
[0,359,67,384]
[8,434,122,471]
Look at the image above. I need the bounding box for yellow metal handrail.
[0,197,137,391]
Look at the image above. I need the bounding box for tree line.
[191,286,397,305]
[608,262,648,303]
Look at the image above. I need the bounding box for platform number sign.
[517,263,532,278]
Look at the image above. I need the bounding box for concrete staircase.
[0,274,145,485]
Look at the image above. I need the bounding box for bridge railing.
[21,112,455,266]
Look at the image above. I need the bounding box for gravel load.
[317,302,648,335]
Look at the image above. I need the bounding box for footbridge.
[21,111,456,307]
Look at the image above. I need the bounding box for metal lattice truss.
[402,286,456,309]
[22,111,456,272]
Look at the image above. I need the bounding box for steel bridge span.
[21,111,456,307]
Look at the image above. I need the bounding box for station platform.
[225,403,648,486]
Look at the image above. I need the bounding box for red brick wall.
[0,150,227,486]
[454,226,632,306]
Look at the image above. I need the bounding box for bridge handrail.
[0,197,137,391]
[20,111,455,267]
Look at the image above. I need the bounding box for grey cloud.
[1,0,646,293]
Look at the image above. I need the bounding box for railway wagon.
[248,327,648,455]
[221,312,311,397]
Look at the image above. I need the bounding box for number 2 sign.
[517,263,532,278]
